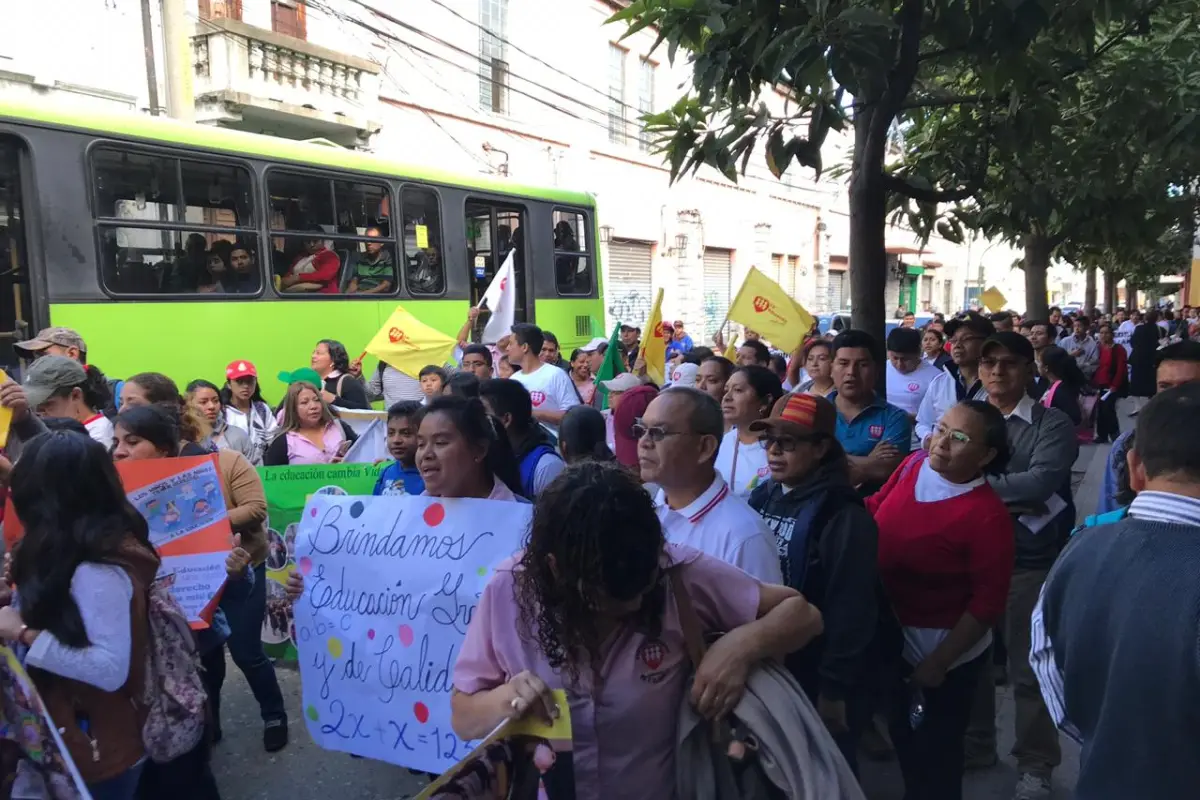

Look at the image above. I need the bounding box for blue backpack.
[517,444,558,499]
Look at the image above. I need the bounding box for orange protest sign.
[4,455,233,629]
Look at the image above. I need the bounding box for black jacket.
[749,461,894,702]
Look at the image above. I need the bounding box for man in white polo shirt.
[505,322,580,430]
[637,386,782,583]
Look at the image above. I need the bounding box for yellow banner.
[723,333,739,362]
[365,305,457,379]
[980,286,1007,312]
[727,266,814,352]
[640,287,667,385]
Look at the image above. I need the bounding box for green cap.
[277,367,323,389]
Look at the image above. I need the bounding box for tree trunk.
[1103,269,1119,312]
[849,113,889,352]
[1022,234,1053,320]
[1084,265,1096,313]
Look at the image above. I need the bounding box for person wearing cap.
[578,335,609,377]
[666,319,693,360]
[747,392,884,770]
[14,326,122,415]
[828,330,912,495]
[962,330,1077,795]
[638,386,781,584]
[916,312,995,449]
[619,324,640,368]
[20,355,114,447]
[668,360,699,389]
[222,360,278,465]
[867,401,1014,799]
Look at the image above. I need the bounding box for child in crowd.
[418,365,448,404]
[373,401,425,496]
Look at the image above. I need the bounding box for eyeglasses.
[631,421,689,443]
[932,422,972,445]
[758,433,814,452]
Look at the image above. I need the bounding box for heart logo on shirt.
[907,381,920,392]
[530,390,547,406]
[637,638,667,671]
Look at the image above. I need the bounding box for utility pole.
[140,0,161,115]
[161,0,194,121]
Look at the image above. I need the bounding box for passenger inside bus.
[280,227,341,294]
[346,227,394,295]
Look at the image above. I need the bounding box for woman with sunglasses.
[746,391,885,773]
[866,400,1013,800]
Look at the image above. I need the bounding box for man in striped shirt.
[1031,384,1200,799]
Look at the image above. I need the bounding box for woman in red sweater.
[866,400,1014,800]
[1092,321,1127,443]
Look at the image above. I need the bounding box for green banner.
[257,463,385,660]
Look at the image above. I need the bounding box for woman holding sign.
[113,404,289,753]
[450,461,823,800]
[0,430,160,798]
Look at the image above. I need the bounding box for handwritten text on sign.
[292,494,531,773]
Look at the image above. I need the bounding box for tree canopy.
[610,0,1173,334]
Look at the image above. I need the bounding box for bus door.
[0,136,34,379]
[465,201,530,338]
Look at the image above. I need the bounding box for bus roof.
[0,100,596,207]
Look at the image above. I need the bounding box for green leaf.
[765,127,787,178]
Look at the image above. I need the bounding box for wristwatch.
[16,624,30,646]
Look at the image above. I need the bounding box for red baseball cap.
[226,360,258,380]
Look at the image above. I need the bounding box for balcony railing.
[192,17,381,145]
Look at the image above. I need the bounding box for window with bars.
[479,0,509,113]
[271,0,306,40]
[608,44,627,145]
[637,58,655,151]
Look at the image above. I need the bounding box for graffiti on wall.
[607,286,654,328]
[703,291,727,339]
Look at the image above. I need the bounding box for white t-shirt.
[655,475,782,584]
[715,428,770,498]
[84,413,115,448]
[886,361,943,418]
[512,363,580,430]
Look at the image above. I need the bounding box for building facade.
[1,0,1073,337]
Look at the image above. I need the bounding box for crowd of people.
[0,293,1197,800]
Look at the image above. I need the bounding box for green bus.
[0,101,602,396]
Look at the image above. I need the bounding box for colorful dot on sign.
[367,628,376,640]
[306,705,319,722]
[327,637,343,659]
[477,566,488,577]
[350,500,365,519]
[310,507,318,518]
[398,624,414,647]
[423,502,446,527]
[298,556,313,575]
[413,702,430,724]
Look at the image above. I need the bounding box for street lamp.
[599,225,613,244]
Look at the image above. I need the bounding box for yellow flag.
[640,288,667,386]
[980,286,1007,313]
[723,333,739,361]
[727,267,814,353]
[365,305,457,379]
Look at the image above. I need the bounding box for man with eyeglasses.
[915,312,994,449]
[637,386,782,584]
[964,331,1077,800]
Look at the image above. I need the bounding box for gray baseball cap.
[22,355,88,409]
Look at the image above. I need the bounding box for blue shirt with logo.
[373,461,425,496]
[831,392,913,458]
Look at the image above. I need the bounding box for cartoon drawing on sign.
[127,460,226,548]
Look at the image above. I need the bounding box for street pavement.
[213,418,1123,799]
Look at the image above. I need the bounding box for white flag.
[481,251,516,344]
[341,417,388,464]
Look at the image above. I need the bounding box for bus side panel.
[50,298,468,396]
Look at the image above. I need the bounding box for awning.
[886,244,924,255]
[922,259,943,268]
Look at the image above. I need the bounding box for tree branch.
[883,173,979,203]
[897,93,997,110]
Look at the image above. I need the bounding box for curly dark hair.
[514,461,665,681]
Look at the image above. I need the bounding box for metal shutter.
[828,271,847,310]
[605,239,654,329]
[703,247,733,339]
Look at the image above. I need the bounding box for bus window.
[465,202,527,338]
[0,136,33,374]
[267,171,394,296]
[91,148,260,296]
[401,187,444,296]
[552,209,592,296]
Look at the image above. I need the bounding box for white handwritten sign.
[292,493,532,773]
